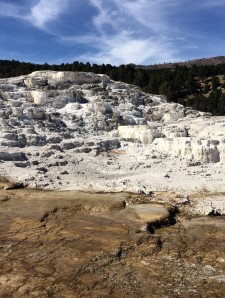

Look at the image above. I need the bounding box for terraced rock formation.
[0,71,225,205]
[0,70,225,297]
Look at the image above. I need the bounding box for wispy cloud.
[71,33,178,65]
[61,33,174,64]
[0,0,224,65]
[112,0,179,33]
[0,2,24,19]
[27,0,69,29]
[0,0,70,30]
[70,0,181,64]
[89,0,117,31]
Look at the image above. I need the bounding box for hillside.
[137,55,225,70]
[1,58,225,116]
[0,70,225,198]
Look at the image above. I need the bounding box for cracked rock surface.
[0,185,224,298]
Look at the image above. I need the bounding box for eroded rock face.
[0,70,225,192]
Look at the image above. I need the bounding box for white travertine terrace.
[0,71,225,210]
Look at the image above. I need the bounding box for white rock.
[0,70,225,196]
[118,125,163,144]
[30,91,47,105]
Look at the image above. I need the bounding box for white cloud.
[112,0,180,33]
[0,0,223,65]
[89,0,116,30]
[0,0,70,30]
[72,32,179,65]
[27,0,69,29]
[0,0,195,64]
[74,0,180,65]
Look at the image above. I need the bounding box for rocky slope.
[0,71,225,208]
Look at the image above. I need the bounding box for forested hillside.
[1,59,225,115]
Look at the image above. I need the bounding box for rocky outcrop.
[152,138,221,163]
[0,70,225,192]
[118,125,163,144]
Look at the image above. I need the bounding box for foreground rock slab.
[0,187,225,297]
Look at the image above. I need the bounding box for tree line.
[1,59,225,115]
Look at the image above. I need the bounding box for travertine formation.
[1,71,225,297]
[0,71,225,206]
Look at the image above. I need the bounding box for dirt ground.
[0,184,225,298]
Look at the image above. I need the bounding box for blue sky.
[0,0,225,65]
